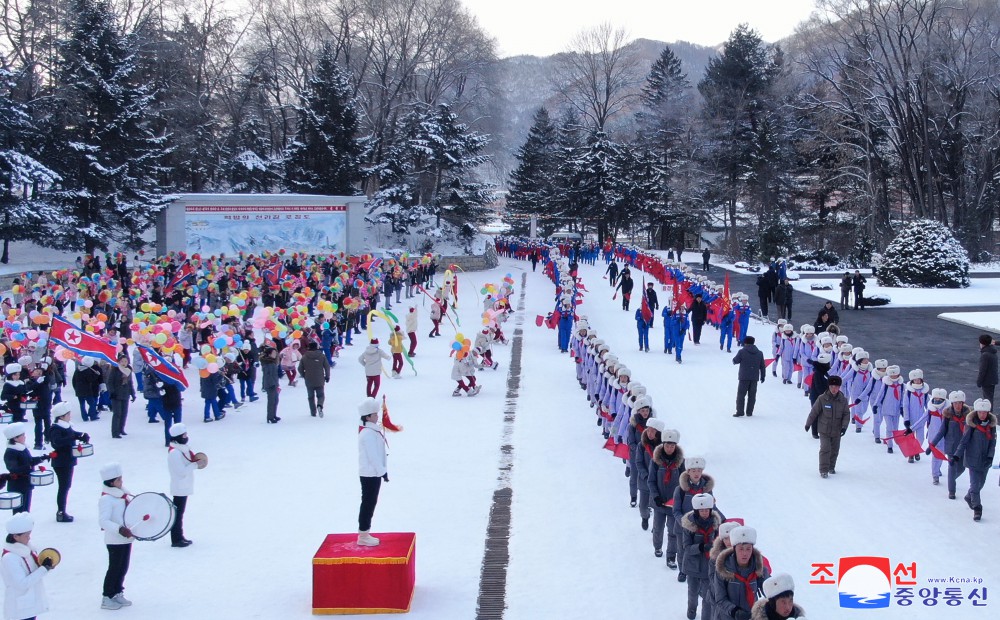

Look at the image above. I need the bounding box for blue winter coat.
[929,405,971,455]
[713,547,770,620]
[647,444,685,511]
[680,510,722,578]
[955,411,997,470]
[672,471,717,523]
[50,422,86,468]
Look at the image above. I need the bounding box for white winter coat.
[451,356,476,381]
[358,345,389,376]
[98,486,135,545]
[1,542,48,620]
[168,442,199,496]
[474,332,492,355]
[405,310,418,333]
[358,422,388,477]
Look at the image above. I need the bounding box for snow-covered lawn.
[20,257,997,620]
[938,312,1000,334]
[798,277,1000,308]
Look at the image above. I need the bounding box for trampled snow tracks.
[475,271,526,620]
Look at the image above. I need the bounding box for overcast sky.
[459,0,818,57]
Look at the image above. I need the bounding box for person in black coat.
[3,422,50,514]
[732,337,766,418]
[689,294,708,344]
[852,270,867,310]
[71,357,103,421]
[49,402,89,522]
[839,273,852,310]
[107,354,136,439]
[774,280,793,321]
[977,334,998,408]
[27,365,52,449]
[605,260,619,286]
[645,283,660,327]
[616,272,635,311]
[756,275,770,319]
[2,363,32,423]
[818,301,840,326]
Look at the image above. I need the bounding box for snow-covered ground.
[938,312,1000,334]
[13,258,997,619]
[798,277,1000,308]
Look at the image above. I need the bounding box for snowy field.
[938,311,1000,334]
[798,276,1000,308]
[17,257,998,619]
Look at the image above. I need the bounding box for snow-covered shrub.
[787,249,845,271]
[864,293,891,307]
[878,220,970,288]
[810,282,833,290]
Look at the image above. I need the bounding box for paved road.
[692,263,1000,400]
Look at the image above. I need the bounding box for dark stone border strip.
[475,271,527,620]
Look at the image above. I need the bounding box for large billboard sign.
[184,204,347,255]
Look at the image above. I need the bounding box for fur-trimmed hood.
[750,598,805,620]
[965,410,998,429]
[653,444,684,468]
[882,375,904,387]
[716,546,766,582]
[678,470,714,493]
[710,536,730,562]
[681,509,722,533]
[849,359,871,374]
[944,404,972,422]
[630,412,652,429]
[906,381,929,395]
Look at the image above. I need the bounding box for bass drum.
[122,492,176,541]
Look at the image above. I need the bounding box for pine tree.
[563,130,622,241]
[285,44,362,195]
[640,46,690,108]
[409,103,493,229]
[878,219,970,288]
[0,69,60,263]
[507,107,558,227]
[41,0,168,253]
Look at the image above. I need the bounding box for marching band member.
[98,463,134,611]
[2,513,52,620]
[167,424,199,548]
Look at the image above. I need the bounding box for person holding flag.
[644,282,659,328]
[635,301,652,353]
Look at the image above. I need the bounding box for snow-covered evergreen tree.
[0,69,60,263]
[284,44,362,195]
[562,130,622,240]
[507,107,558,231]
[41,0,168,252]
[878,219,970,288]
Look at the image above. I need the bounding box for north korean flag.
[163,263,195,295]
[49,316,119,364]
[262,260,285,287]
[138,344,189,390]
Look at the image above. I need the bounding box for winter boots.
[358,531,381,546]
[641,517,649,531]
[452,388,463,397]
[56,511,74,523]
[102,597,123,610]
[932,476,939,485]
[469,385,482,396]
[666,557,678,569]
[974,506,983,522]
[654,549,663,558]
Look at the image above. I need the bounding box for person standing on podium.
[358,398,388,546]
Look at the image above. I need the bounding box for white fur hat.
[52,402,72,419]
[874,359,888,369]
[817,353,832,364]
[839,344,853,354]
[930,388,948,400]
[782,324,794,333]
[617,367,631,378]
[692,493,715,510]
[169,423,188,438]
[719,521,741,539]
[835,335,849,344]
[777,319,787,326]
[80,356,96,368]
[4,363,20,376]
[100,462,123,481]
[909,369,923,381]
[803,325,815,335]
[853,348,867,359]
[763,573,795,599]
[357,397,379,418]
[685,456,706,470]
[662,429,680,444]
[646,418,666,433]
[949,390,966,403]
[3,422,27,440]
[887,365,900,376]
[819,336,832,345]
[974,399,991,412]
[633,395,652,411]
[16,355,32,368]
[730,526,757,546]
[630,383,647,397]
[5,513,34,535]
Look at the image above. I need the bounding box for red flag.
[929,444,948,460]
[764,358,775,368]
[49,316,119,364]
[793,363,803,372]
[535,315,545,327]
[889,431,923,457]
[722,273,732,314]
[603,436,616,451]
[613,442,631,459]
[640,279,653,324]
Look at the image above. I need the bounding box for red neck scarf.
[974,421,994,441]
[733,569,759,607]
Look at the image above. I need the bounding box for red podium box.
[312,533,416,615]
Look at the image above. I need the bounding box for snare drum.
[29,469,54,486]
[123,493,176,541]
[74,443,94,457]
[0,492,22,510]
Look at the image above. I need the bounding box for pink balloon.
[207,363,219,373]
